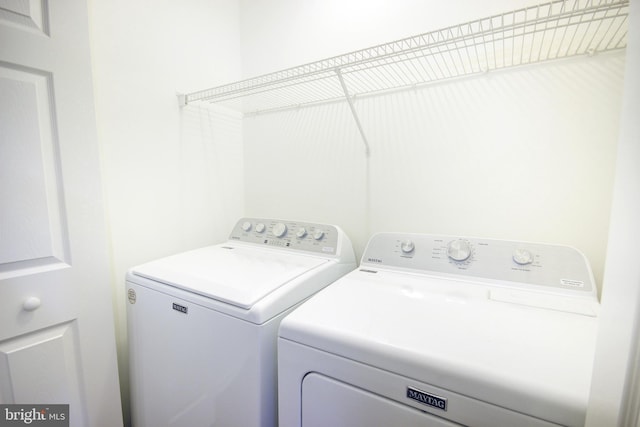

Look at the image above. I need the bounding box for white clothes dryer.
[126,217,355,427]
[278,233,599,427]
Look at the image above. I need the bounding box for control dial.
[296,227,307,238]
[400,240,415,254]
[447,239,472,262]
[313,230,325,240]
[273,223,287,238]
[513,249,534,265]
[241,221,252,232]
[256,223,266,233]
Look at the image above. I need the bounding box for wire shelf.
[182,0,629,114]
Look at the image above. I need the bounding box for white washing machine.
[278,233,600,427]
[126,217,355,427]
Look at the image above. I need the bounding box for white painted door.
[0,0,123,426]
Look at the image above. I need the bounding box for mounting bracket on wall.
[177,93,186,107]
[335,68,371,157]
[177,0,629,154]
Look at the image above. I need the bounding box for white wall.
[88,1,244,424]
[586,0,640,424]
[240,0,625,288]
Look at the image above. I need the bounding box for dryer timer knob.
[447,239,472,262]
[513,249,534,265]
[400,240,415,253]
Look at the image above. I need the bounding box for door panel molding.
[0,62,70,280]
[0,0,49,35]
[0,320,88,427]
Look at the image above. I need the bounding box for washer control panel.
[229,217,340,256]
[361,233,596,296]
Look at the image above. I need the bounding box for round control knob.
[313,229,325,240]
[255,223,266,233]
[400,240,415,254]
[241,221,252,232]
[273,222,287,238]
[447,239,472,262]
[296,227,307,238]
[513,249,534,265]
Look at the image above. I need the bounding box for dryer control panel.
[228,217,341,256]
[360,233,597,297]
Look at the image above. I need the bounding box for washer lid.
[131,244,329,309]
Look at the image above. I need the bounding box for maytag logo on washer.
[172,303,188,314]
[406,387,447,411]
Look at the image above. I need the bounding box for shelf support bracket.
[177,93,187,107]
[335,69,371,157]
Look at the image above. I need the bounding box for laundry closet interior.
[87,0,637,425]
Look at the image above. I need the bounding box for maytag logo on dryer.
[406,387,447,411]
[172,303,188,314]
[367,257,383,264]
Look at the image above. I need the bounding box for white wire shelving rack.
[178,0,628,154]
[181,0,628,111]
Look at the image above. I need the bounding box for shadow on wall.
[178,103,245,245]
[242,51,625,290]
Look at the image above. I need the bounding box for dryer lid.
[280,270,599,427]
[131,244,329,309]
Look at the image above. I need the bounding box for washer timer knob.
[241,221,252,232]
[400,240,415,254]
[513,248,534,265]
[447,239,472,262]
[273,223,287,238]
